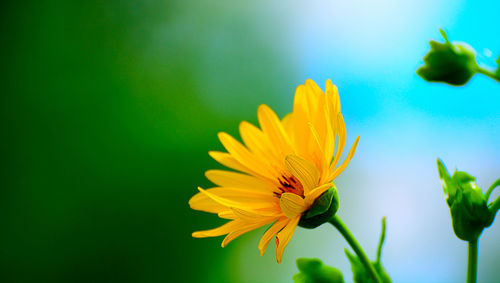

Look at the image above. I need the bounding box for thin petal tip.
[257,104,269,111]
[217,131,229,141]
[325,79,333,88]
[207,151,219,158]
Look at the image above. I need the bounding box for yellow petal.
[310,94,328,147]
[306,79,323,95]
[258,217,288,256]
[239,121,267,153]
[304,79,322,113]
[293,84,311,117]
[308,122,328,176]
[322,105,335,171]
[330,135,360,180]
[231,207,278,221]
[218,132,278,181]
[218,210,237,219]
[205,170,279,193]
[188,190,228,214]
[292,114,311,159]
[209,151,249,173]
[285,154,320,193]
[281,113,294,138]
[239,121,282,165]
[304,183,333,207]
[190,187,278,213]
[292,85,312,157]
[324,81,340,159]
[222,217,276,247]
[257,104,294,158]
[275,215,300,263]
[279,192,306,218]
[325,79,340,115]
[192,220,243,238]
[330,113,347,171]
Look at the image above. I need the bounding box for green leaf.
[293,258,344,283]
[417,29,478,86]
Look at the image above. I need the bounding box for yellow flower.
[189,79,359,263]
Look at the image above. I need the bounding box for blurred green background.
[1,0,499,282]
[1,1,297,282]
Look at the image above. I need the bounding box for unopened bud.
[437,159,493,241]
[417,30,478,86]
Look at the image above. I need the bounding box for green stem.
[476,67,500,83]
[467,239,478,283]
[329,215,382,283]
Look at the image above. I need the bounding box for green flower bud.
[293,258,344,283]
[299,185,340,229]
[417,29,478,86]
[437,159,494,241]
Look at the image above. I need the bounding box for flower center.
[276,175,304,197]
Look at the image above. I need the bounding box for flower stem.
[476,67,500,83]
[467,239,478,283]
[329,215,382,283]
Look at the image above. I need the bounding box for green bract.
[437,159,494,241]
[293,258,344,283]
[299,186,340,229]
[417,29,478,86]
